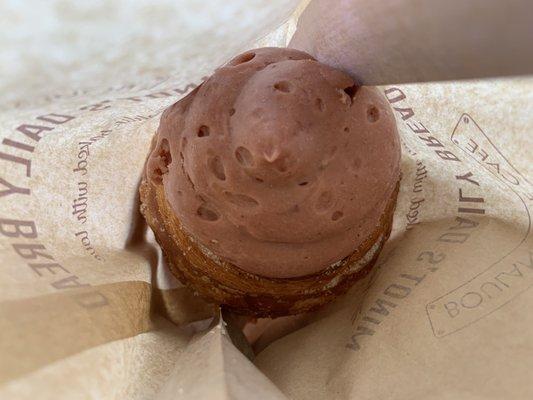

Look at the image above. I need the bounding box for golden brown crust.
[139,173,399,317]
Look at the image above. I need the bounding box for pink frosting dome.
[147,47,400,278]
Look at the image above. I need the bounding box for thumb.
[289,0,533,84]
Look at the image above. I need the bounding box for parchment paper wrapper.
[0,1,531,399]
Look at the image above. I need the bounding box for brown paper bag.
[1,0,531,399]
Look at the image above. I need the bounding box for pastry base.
[140,177,399,317]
